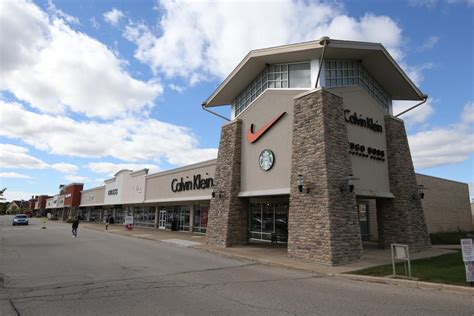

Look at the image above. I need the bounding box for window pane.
[288,63,310,88]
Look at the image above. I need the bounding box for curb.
[82,225,474,296]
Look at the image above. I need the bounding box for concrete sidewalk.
[78,222,455,274]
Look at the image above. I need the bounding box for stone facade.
[378,116,431,252]
[205,119,248,247]
[288,88,363,265]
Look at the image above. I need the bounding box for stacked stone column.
[205,119,247,247]
[378,116,431,252]
[288,89,362,265]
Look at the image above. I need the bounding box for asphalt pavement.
[0,215,472,315]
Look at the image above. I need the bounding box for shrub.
[429,230,474,245]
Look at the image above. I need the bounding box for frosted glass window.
[289,63,311,88]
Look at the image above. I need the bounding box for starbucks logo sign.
[259,149,274,171]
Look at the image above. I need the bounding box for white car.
[12,214,29,226]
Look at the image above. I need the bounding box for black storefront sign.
[344,110,383,133]
[171,174,214,193]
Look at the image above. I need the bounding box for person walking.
[72,218,79,237]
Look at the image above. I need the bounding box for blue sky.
[0,0,473,201]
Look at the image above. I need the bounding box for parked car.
[12,214,29,226]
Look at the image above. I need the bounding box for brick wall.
[205,119,248,247]
[288,89,362,265]
[379,116,430,252]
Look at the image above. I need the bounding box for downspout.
[395,94,428,117]
[201,102,231,121]
[315,36,330,88]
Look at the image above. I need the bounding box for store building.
[34,195,52,217]
[72,37,472,266]
[416,174,472,233]
[202,37,432,265]
[78,186,105,222]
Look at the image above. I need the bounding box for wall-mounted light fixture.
[296,174,310,193]
[211,185,222,199]
[340,174,359,193]
[415,184,427,200]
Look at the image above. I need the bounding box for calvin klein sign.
[344,110,383,133]
[171,174,214,193]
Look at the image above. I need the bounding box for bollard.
[42,219,47,229]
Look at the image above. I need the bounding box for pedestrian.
[72,218,79,237]
[105,215,109,230]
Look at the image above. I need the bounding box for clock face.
[259,149,274,171]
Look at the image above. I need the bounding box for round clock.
[259,149,274,171]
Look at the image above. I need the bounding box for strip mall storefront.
[74,38,472,266]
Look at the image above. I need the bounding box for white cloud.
[0,172,33,180]
[393,99,435,125]
[168,84,185,93]
[87,162,160,177]
[103,8,125,26]
[408,0,439,8]
[416,35,439,52]
[64,174,88,182]
[0,144,49,169]
[446,0,474,6]
[0,0,162,119]
[462,102,474,124]
[0,101,218,166]
[0,142,79,174]
[51,163,78,174]
[90,16,100,29]
[124,1,404,84]
[410,102,474,168]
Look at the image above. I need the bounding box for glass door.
[357,202,370,241]
[249,201,288,243]
[159,210,167,229]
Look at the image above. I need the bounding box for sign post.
[460,238,474,284]
[124,215,134,231]
[391,244,411,278]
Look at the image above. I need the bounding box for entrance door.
[158,210,167,229]
[357,202,370,241]
[249,201,288,243]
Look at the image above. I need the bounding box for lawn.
[349,250,471,287]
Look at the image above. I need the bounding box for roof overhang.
[204,38,424,107]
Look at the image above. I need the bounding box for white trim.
[144,195,212,203]
[238,188,290,197]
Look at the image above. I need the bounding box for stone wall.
[416,174,472,233]
[379,116,431,252]
[205,119,247,247]
[288,88,362,265]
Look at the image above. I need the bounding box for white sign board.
[461,238,473,262]
[394,244,409,260]
[124,215,134,225]
[465,261,474,282]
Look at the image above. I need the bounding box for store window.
[193,205,209,233]
[324,60,391,112]
[250,202,288,242]
[134,206,156,227]
[233,62,311,116]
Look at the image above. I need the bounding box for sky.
[0,0,473,202]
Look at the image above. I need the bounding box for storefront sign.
[171,174,214,192]
[124,215,133,225]
[108,189,118,195]
[344,110,383,133]
[349,142,385,161]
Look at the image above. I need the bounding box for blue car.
[12,214,29,226]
